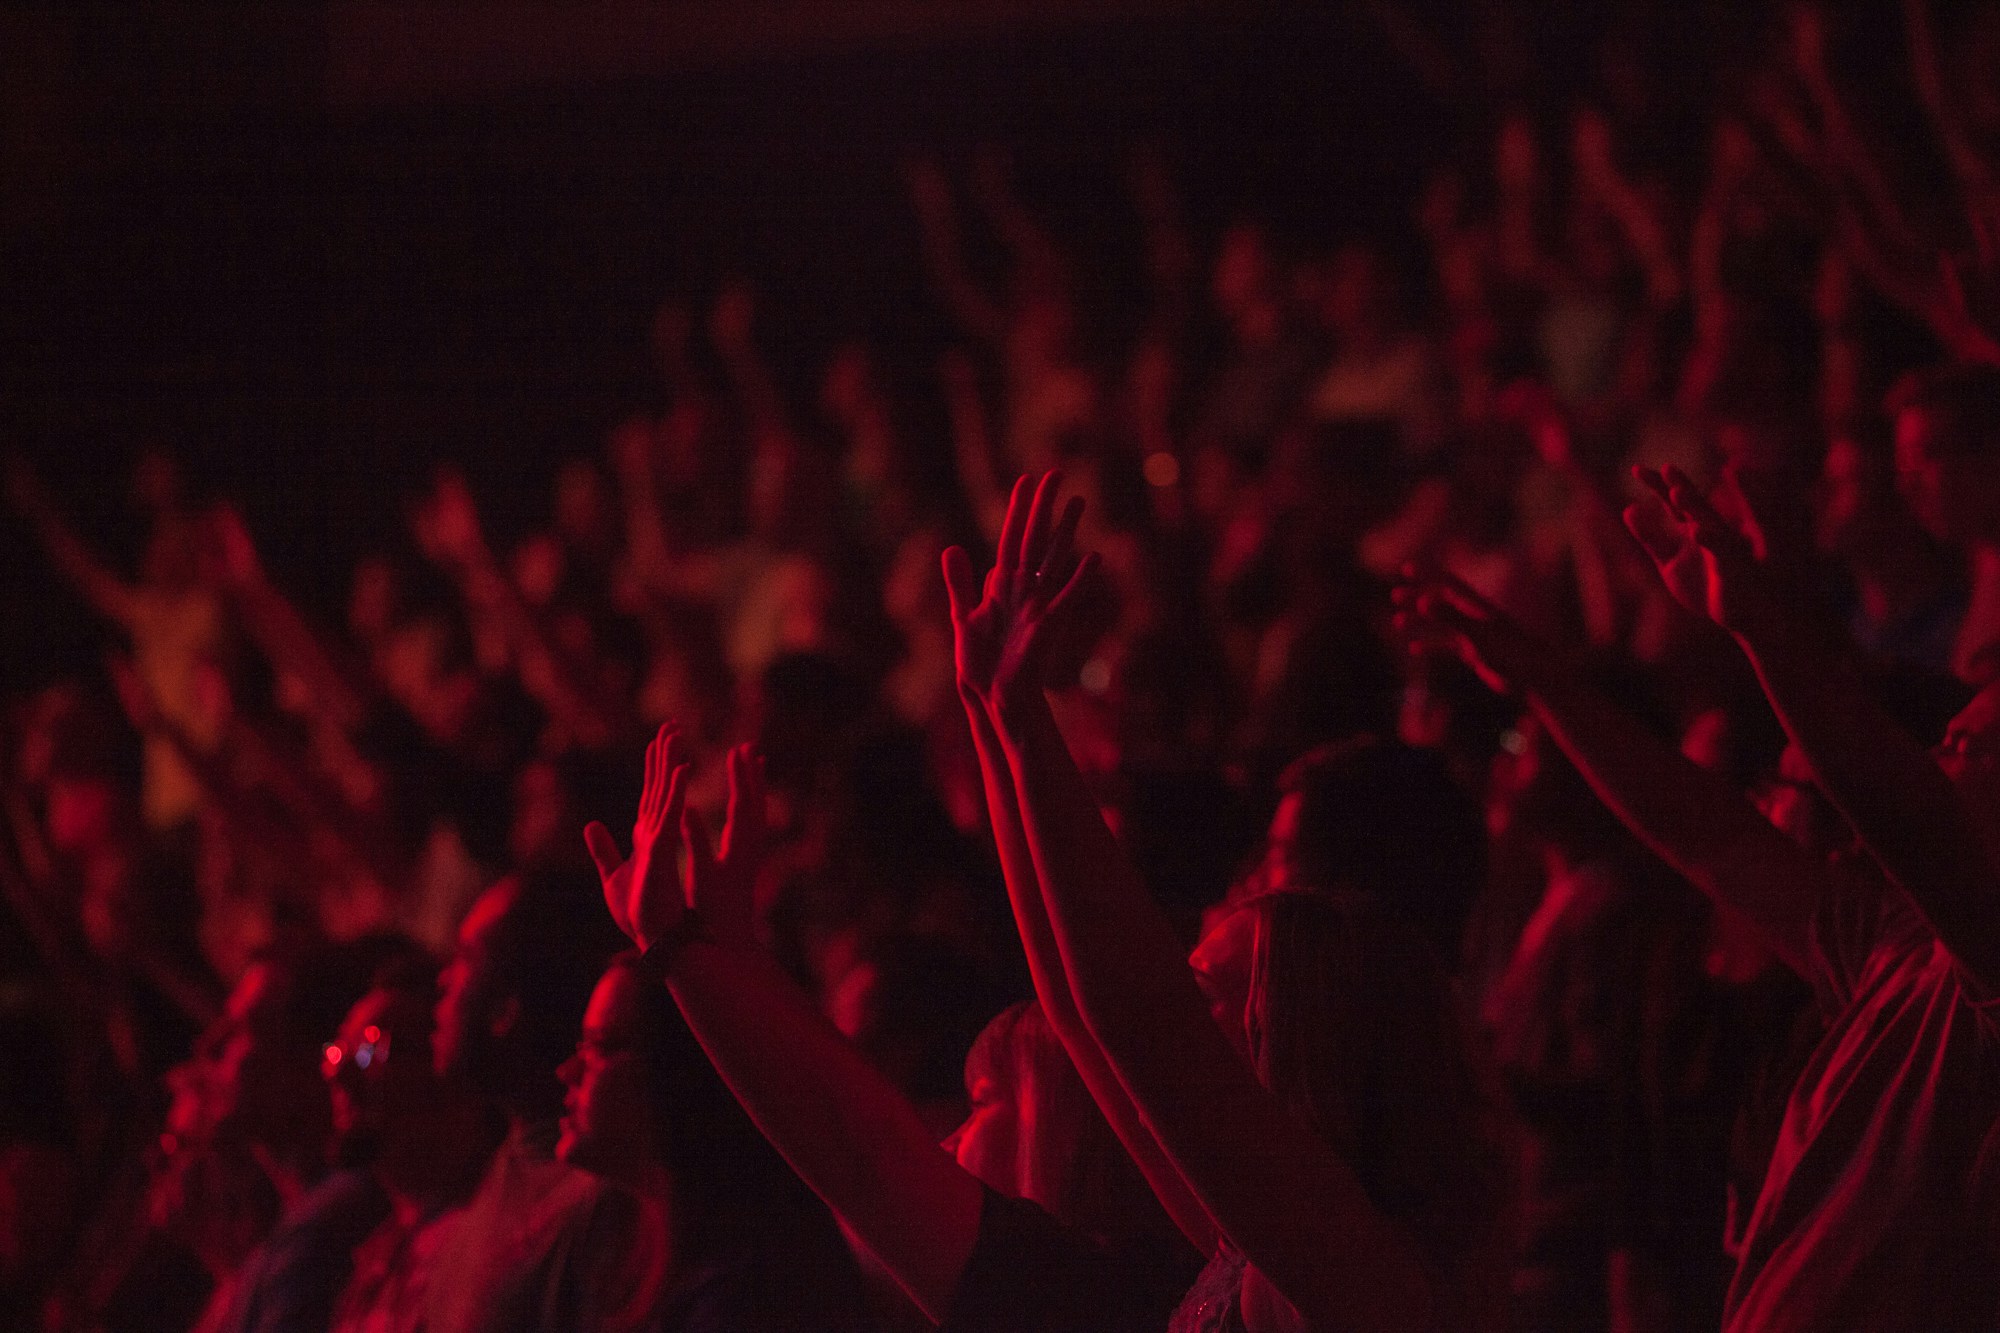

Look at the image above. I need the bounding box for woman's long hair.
[1236,737,1505,1275]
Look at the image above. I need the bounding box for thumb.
[583,822,624,887]
[941,545,980,622]
[1622,498,1681,566]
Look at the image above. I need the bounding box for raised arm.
[976,475,1432,1333]
[584,730,982,1321]
[942,481,1221,1258]
[1393,569,1821,976]
[7,459,139,626]
[1632,466,2000,993]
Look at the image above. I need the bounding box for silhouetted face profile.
[325,985,436,1163]
[1188,904,1257,1068]
[941,1031,1031,1197]
[556,965,656,1184]
[1937,680,2000,842]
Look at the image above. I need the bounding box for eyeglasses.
[322,1024,391,1079]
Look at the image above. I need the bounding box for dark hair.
[1267,736,1485,954]
[262,930,434,1056]
[1885,364,2000,457]
[964,1000,1169,1245]
[1245,890,1498,1268]
[485,866,631,1087]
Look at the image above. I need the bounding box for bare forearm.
[664,940,982,1320]
[962,689,1221,1255]
[1524,672,1817,972]
[991,692,1428,1328]
[1736,622,2000,987]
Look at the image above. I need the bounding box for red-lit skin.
[1187,906,1257,1071]
[587,728,989,1322]
[938,1053,1023,1199]
[1935,680,2000,859]
[1625,463,2000,989]
[556,967,661,1190]
[325,989,422,1146]
[960,473,1437,1332]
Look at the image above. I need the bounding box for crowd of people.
[5,3,2000,1328]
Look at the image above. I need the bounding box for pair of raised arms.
[1397,465,2000,994]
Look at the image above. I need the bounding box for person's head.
[1936,678,2000,837]
[942,1001,1166,1242]
[187,934,418,1163]
[1186,740,1498,1219]
[1260,737,1485,958]
[1889,364,2000,546]
[434,868,629,1121]
[151,934,413,1257]
[1188,879,1489,1256]
[555,959,661,1183]
[556,953,786,1200]
[323,953,445,1167]
[825,933,1005,1119]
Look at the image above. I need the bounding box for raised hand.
[1622,466,1780,635]
[1391,570,1552,695]
[683,744,766,951]
[584,725,689,951]
[941,471,1098,712]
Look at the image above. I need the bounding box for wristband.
[638,910,706,980]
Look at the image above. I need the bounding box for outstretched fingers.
[1041,550,1101,623]
[941,545,980,625]
[1037,495,1086,587]
[1018,470,1066,580]
[995,475,1035,590]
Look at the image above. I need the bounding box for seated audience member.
[328,955,500,1332]
[944,475,1505,1332]
[581,734,1201,1332]
[424,867,635,1333]
[1398,460,2000,1329]
[162,935,412,1333]
[555,950,875,1330]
